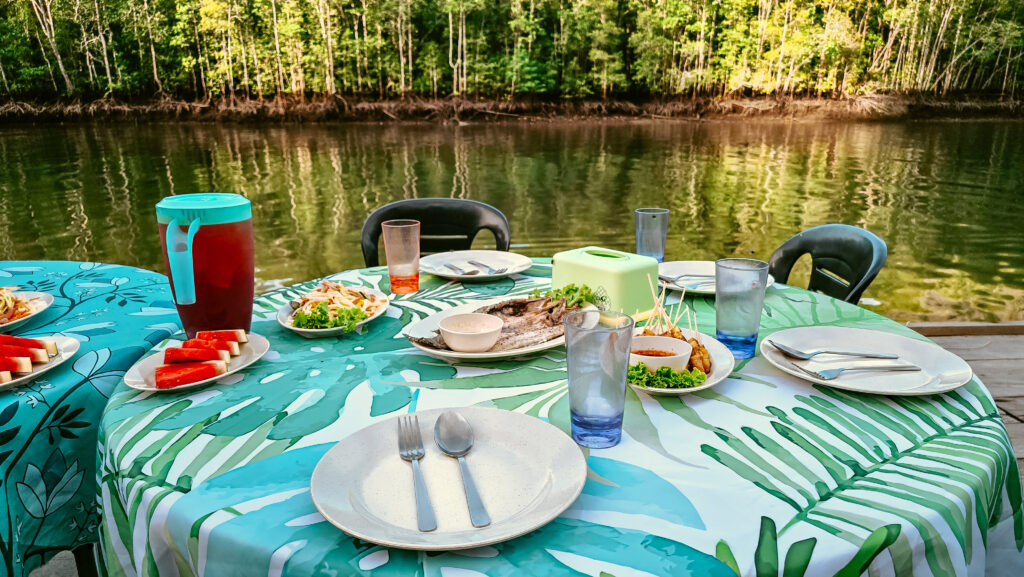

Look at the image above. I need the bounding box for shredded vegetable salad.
[291,281,388,330]
[0,287,38,325]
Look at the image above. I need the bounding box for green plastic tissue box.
[551,246,658,315]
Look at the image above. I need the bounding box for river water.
[1,120,1021,322]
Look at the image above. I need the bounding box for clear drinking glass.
[382,219,421,294]
[635,208,670,262]
[564,310,635,449]
[715,258,769,359]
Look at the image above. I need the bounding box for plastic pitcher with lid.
[156,193,254,338]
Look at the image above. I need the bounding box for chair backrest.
[361,198,512,267]
[768,224,887,304]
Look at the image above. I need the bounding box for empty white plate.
[659,261,775,295]
[761,326,973,396]
[310,407,587,550]
[420,251,533,282]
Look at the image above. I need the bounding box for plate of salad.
[277,281,390,339]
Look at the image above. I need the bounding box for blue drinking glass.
[564,310,635,448]
[715,258,769,359]
[635,208,669,262]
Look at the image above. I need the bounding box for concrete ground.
[29,551,78,577]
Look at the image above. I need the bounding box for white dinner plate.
[0,336,80,392]
[628,328,735,396]
[761,326,973,396]
[277,287,390,339]
[402,298,590,361]
[0,291,54,334]
[124,333,270,393]
[658,261,775,295]
[310,406,587,550]
[420,251,533,282]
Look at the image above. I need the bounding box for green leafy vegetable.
[292,301,369,331]
[531,283,604,308]
[628,362,707,389]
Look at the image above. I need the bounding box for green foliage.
[627,362,708,389]
[291,301,369,330]
[0,0,1021,99]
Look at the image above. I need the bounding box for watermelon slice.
[0,356,33,373]
[0,371,9,384]
[0,335,58,356]
[163,347,230,364]
[196,330,248,343]
[182,339,240,356]
[0,345,47,363]
[154,361,227,389]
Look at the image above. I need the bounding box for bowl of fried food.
[628,289,734,396]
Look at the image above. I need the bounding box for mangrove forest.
[1,0,1022,102]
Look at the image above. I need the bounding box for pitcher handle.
[166,218,201,305]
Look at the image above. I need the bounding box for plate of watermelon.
[123,330,270,393]
[0,333,81,391]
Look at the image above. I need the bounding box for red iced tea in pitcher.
[156,194,254,338]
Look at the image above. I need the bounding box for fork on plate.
[397,415,437,532]
[786,360,921,381]
[467,259,508,275]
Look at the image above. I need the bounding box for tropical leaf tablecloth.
[0,261,178,577]
[97,262,1024,577]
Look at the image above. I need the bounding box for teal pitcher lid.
[156,193,251,225]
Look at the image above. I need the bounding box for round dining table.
[97,260,1024,577]
[0,261,178,577]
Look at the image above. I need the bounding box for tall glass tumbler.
[382,219,421,294]
[565,310,635,448]
[715,258,769,359]
[635,208,670,262]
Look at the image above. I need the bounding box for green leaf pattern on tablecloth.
[95,266,1024,577]
[0,261,179,577]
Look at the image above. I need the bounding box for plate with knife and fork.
[420,250,534,282]
[309,406,586,550]
[761,326,973,396]
[659,261,775,295]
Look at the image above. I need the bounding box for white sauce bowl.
[629,335,693,373]
[439,313,505,352]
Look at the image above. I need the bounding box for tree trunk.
[92,0,113,91]
[28,0,74,93]
[270,0,286,93]
[0,60,10,94]
[449,11,459,94]
[141,0,163,93]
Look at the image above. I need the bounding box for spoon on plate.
[767,339,898,361]
[444,263,480,276]
[434,411,491,527]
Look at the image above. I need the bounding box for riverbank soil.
[1,95,1022,123]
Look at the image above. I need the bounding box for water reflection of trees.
[0,122,1021,321]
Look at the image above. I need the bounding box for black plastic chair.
[361,198,512,267]
[768,224,887,304]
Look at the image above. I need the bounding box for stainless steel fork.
[397,415,437,532]
[467,259,508,275]
[787,360,921,381]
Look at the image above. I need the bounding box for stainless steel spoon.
[444,263,480,276]
[434,411,491,527]
[467,259,508,275]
